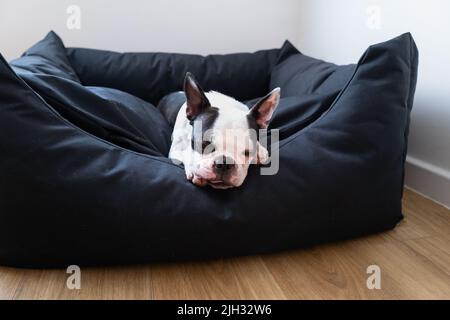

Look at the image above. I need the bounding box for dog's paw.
[192,175,208,187]
[185,167,207,187]
[185,169,194,181]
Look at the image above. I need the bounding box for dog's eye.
[202,141,215,154]
[243,150,250,157]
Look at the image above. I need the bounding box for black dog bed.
[0,31,418,267]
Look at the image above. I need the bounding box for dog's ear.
[248,88,280,129]
[184,72,210,121]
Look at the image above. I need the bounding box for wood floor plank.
[401,189,450,241]
[0,188,449,300]
[403,236,450,276]
[0,267,23,299]
[150,257,286,299]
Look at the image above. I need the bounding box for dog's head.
[184,73,280,189]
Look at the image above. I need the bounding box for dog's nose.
[213,155,235,173]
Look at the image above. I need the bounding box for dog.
[160,73,280,189]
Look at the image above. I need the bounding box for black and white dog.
[160,73,280,189]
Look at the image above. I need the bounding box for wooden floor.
[0,188,449,300]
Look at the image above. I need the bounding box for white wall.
[296,0,450,207]
[0,0,301,59]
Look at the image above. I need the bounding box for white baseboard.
[404,156,450,209]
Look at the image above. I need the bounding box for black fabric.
[0,31,418,267]
[10,31,172,157]
[66,41,298,105]
[10,31,80,82]
[270,53,357,97]
[18,73,171,157]
[156,91,187,128]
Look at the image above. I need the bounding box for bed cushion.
[10,31,80,82]
[270,53,357,97]
[0,31,418,267]
[66,38,298,105]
